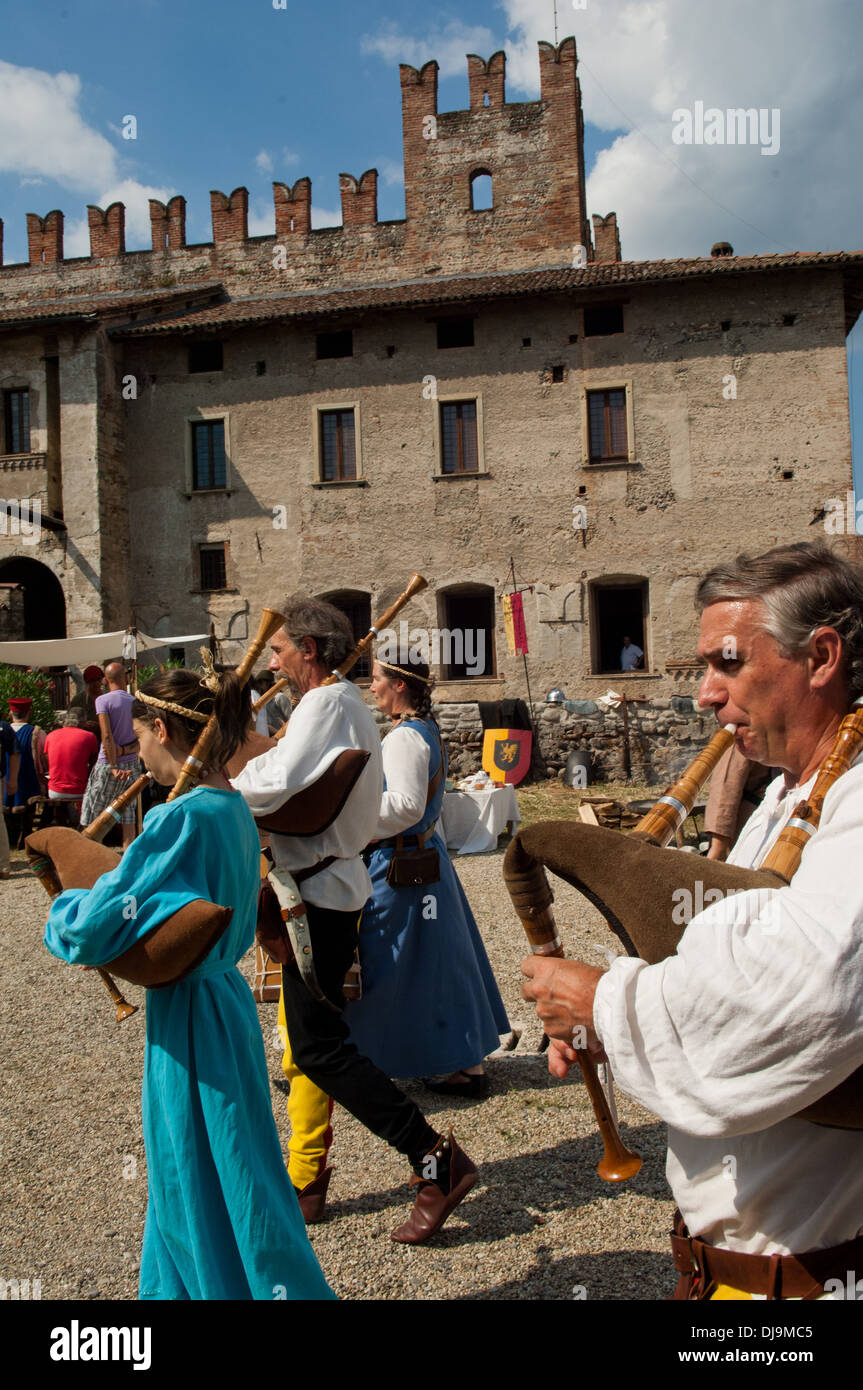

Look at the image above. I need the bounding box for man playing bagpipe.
[231,594,480,1244]
[519,542,863,1299]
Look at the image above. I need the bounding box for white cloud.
[281,148,300,167]
[496,0,863,259]
[377,158,404,188]
[360,20,499,78]
[255,149,273,173]
[311,204,342,229]
[0,59,117,191]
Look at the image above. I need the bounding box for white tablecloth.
[439,785,521,855]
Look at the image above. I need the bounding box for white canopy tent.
[0,630,209,668]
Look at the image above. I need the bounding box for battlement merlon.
[26,210,64,265]
[274,178,311,237]
[150,196,187,252]
[467,50,506,110]
[0,35,610,287]
[340,170,378,229]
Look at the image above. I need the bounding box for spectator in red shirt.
[43,708,99,828]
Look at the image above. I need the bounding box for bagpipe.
[27,605,287,1020]
[30,576,430,1019]
[504,706,863,1180]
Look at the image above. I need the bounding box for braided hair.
[376,648,436,724]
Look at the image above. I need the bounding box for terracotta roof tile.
[109,252,863,337]
[0,281,224,328]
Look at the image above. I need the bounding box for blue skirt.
[344,831,509,1077]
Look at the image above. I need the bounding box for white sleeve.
[375,727,431,838]
[231,685,352,815]
[592,766,863,1137]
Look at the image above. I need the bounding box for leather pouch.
[385,841,440,887]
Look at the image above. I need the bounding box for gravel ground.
[0,845,674,1301]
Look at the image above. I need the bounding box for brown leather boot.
[294,1166,333,1224]
[390,1130,478,1245]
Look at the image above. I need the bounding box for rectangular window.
[437,318,474,350]
[324,592,371,679]
[440,401,478,475]
[188,341,223,373]
[438,588,496,679]
[591,581,649,674]
[191,420,227,490]
[4,390,30,454]
[199,544,227,591]
[587,389,628,463]
[319,410,356,481]
[316,330,353,359]
[584,304,624,337]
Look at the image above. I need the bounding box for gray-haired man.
[232,594,478,1243]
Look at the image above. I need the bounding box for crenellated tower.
[400,37,596,270]
[0,37,619,303]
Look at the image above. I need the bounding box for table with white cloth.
[438,784,521,855]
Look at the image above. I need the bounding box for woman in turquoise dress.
[44,667,333,1301]
[344,653,508,1094]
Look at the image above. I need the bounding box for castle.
[1,35,861,779]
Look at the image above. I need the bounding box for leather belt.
[671,1209,863,1300]
[376,828,434,851]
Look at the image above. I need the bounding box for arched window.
[469,170,493,212]
[436,584,496,680]
[318,589,371,679]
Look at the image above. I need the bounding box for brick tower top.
[399,37,594,271]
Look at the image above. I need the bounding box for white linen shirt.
[593,756,863,1254]
[374,724,431,839]
[231,679,383,912]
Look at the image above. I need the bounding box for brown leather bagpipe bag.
[504,821,863,1129]
[27,827,233,989]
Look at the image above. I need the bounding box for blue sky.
[1,0,861,490]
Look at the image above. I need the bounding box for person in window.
[620,635,644,671]
[344,650,509,1098]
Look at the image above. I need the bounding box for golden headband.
[135,691,210,723]
[377,660,433,686]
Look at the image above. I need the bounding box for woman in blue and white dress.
[345,652,508,1096]
[44,667,333,1301]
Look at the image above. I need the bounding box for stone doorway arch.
[0,557,66,640]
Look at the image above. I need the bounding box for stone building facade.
[0,36,861,781]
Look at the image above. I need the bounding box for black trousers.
[281,902,438,1166]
